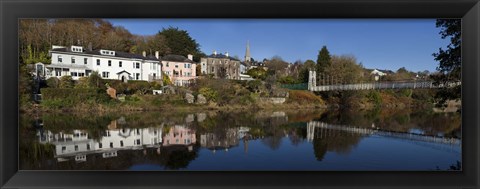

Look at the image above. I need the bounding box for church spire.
[245,40,251,62]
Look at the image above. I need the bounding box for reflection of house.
[38,123,163,162]
[200,51,240,80]
[200,127,250,151]
[46,45,161,82]
[161,54,197,86]
[162,125,196,151]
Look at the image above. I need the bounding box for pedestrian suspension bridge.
[281,70,461,92]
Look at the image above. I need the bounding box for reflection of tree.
[160,145,199,170]
[312,130,363,161]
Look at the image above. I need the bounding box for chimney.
[155,51,159,59]
[213,50,217,55]
[87,42,93,51]
[142,51,146,57]
[187,54,193,61]
[225,52,229,57]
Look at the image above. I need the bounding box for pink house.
[161,54,197,86]
[162,125,196,147]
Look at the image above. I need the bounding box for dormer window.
[100,50,115,56]
[58,55,62,63]
[71,57,75,64]
[71,46,83,52]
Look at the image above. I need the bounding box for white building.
[46,45,162,82]
[370,69,388,76]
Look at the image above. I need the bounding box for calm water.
[19,108,461,171]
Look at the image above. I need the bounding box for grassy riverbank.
[21,74,452,115]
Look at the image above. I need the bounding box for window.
[87,144,90,150]
[55,69,62,76]
[120,141,124,147]
[153,73,156,79]
[97,59,100,66]
[175,64,178,68]
[71,57,75,64]
[74,145,78,151]
[78,73,85,77]
[110,142,113,148]
[58,56,63,63]
[70,72,78,77]
[136,63,140,69]
[166,62,169,67]
[136,73,140,80]
[108,60,111,66]
[84,58,88,64]
[136,139,141,145]
[61,146,66,152]
[184,64,187,68]
[99,143,102,148]
[102,72,110,78]
[119,61,122,67]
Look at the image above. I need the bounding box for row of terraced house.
[34,43,254,86]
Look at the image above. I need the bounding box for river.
[19,108,461,171]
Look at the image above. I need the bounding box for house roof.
[51,47,160,61]
[161,54,195,63]
[205,53,239,61]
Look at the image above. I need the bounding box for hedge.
[40,88,112,107]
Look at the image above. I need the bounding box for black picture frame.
[1,0,479,188]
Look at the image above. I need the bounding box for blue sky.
[107,19,449,72]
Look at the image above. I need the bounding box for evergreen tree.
[158,27,202,61]
[316,46,331,74]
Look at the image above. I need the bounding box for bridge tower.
[308,70,317,91]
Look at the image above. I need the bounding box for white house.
[46,45,162,82]
[370,69,388,76]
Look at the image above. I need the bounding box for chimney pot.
[187,54,193,61]
[142,51,146,57]
[155,51,159,59]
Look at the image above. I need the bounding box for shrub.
[46,77,60,88]
[246,80,262,93]
[366,90,382,105]
[40,88,112,108]
[199,87,218,102]
[288,90,324,104]
[59,75,74,88]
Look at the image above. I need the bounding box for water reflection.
[21,109,461,170]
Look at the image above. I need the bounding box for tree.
[324,55,364,84]
[246,67,267,80]
[158,27,201,60]
[299,59,316,83]
[87,71,103,88]
[264,56,289,75]
[217,65,228,79]
[316,46,331,74]
[432,19,461,105]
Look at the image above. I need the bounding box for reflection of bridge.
[306,121,460,145]
[307,70,460,92]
